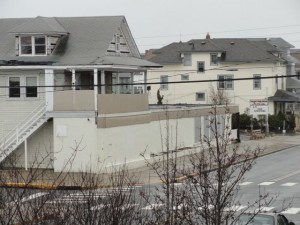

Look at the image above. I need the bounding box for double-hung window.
[210,53,218,65]
[9,77,21,98]
[26,77,38,97]
[218,75,234,90]
[20,36,46,56]
[160,75,168,90]
[253,74,261,90]
[197,61,205,73]
[8,76,38,98]
[183,53,192,66]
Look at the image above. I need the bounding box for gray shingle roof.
[147,38,285,64]
[286,78,300,89]
[268,89,300,102]
[0,16,160,68]
[268,38,295,50]
[8,16,68,35]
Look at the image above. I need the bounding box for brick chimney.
[206,32,211,39]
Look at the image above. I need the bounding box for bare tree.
[52,164,148,225]
[0,144,149,225]
[140,108,193,225]
[140,88,275,225]
[0,141,83,225]
[182,88,273,225]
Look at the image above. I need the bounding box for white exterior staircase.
[0,103,48,163]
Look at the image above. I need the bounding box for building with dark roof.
[0,17,239,172]
[145,35,300,116]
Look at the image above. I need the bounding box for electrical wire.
[0,74,298,97]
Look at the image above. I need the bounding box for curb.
[0,182,145,190]
[172,142,300,183]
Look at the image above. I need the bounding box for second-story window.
[253,74,261,90]
[183,53,192,66]
[218,75,234,90]
[9,77,21,98]
[26,77,38,97]
[210,53,218,65]
[20,36,46,56]
[160,75,168,90]
[197,61,205,73]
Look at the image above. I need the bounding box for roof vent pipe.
[188,42,195,49]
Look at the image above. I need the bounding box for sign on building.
[250,99,268,115]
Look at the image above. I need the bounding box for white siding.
[0,70,46,140]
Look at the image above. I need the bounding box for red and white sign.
[250,99,268,115]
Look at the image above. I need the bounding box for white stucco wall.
[98,117,195,169]
[53,117,98,172]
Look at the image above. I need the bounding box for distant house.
[0,17,237,172]
[290,49,300,92]
[145,35,300,115]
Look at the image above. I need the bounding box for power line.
[0,74,298,89]
[135,24,300,39]
[0,74,298,100]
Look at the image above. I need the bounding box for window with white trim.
[181,74,189,81]
[160,75,168,90]
[20,36,46,56]
[8,76,38,98]
[9,77,21,98]
[210,53,218,65]
[197,61,205,73]
[196,92,205,101]
[218,75,233,90]
[253,74,261,90]
[26,77,38,97]
[183,53,192,66]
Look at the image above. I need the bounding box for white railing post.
[0,102,47,163]
[94,69,98,113]
[24,138,28,171]
[16,128,19,143]
[45,69,54,112]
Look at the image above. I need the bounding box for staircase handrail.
[0,102,47,149]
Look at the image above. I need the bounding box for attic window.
[20,36,46,56]
[115,34,120,52]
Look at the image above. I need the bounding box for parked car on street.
[235,213,295,225]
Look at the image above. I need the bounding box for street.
[2,144,300,224]
[237,144,300,224]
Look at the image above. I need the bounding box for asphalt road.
[3,145,300,224]
[237,145,300,224]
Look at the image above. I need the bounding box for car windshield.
[235,214,275,225]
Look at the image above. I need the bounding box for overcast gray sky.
[1,0,300,53]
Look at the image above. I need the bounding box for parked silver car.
[235,213,295,225]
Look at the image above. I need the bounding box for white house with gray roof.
[145,36,300,115]
[0,16,238,172]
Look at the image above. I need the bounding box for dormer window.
[20,36,46,56]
